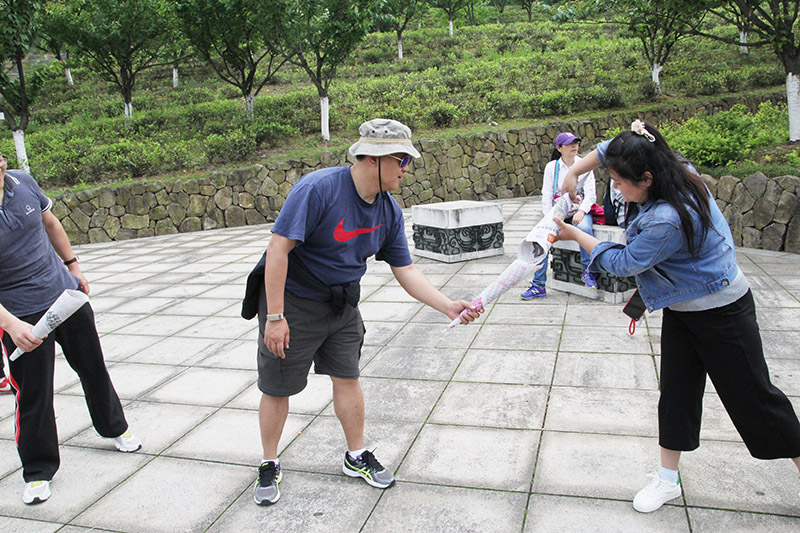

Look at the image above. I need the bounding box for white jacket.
[541,156,596,215]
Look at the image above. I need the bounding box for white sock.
[261,458,279,466]
[348,448,366,459]
[659,466,679,484]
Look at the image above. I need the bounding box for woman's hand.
[553,217,581,242]
[572,210,585,225]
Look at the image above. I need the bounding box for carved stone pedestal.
[550,225,636,303]
[412,201,504,263]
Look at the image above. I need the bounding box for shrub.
[663,102,789,167]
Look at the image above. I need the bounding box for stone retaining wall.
[53,91,799,253]
[705,172,800,253]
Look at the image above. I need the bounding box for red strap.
[629,318,636,335]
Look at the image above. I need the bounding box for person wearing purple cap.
[520,132,598,299]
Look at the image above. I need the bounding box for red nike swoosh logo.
[334,218,381,242]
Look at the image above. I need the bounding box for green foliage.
[3,10,790,188]
[663,102,789,167]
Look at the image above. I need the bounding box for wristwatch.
[266,313,285,322]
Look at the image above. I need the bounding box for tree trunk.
[13,130,30,174]
[449,19,453,37]
[245,94,255,120]
[124,101,133,119]
[320,96,330,141]
[64,67,74,85]
[173,67,179,88]
[651,63,663,95]
[739,31,748,55]
[788,71,799,142]
[398,37,403,60]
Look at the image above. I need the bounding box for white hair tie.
[631,120,656,142]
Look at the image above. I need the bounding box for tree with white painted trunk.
[273,0,375,141]
[382,0,424,60]
[554,0,705,97]
[36,0,77,85]
[0,0,48,174]
[56,0,174,119]
[489,0,512,23]
[684,1,800,141]
[429,0,469,37]
[176,0,288,119]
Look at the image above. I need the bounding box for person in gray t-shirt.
[0,157,141,505]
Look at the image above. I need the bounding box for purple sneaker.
[520,284,546,300]
[581,270,598,289]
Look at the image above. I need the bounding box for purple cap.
[555,132,582,146]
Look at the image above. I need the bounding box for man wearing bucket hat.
[248,118,480,505]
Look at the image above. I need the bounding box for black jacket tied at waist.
[241,250,360,320]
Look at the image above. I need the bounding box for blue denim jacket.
[588,195,738,312]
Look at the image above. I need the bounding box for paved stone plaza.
[1,197,799,532]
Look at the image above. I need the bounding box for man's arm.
[263,234,297,358]
[391,263,480,323]
[42,210,89,294]
[0,302,43,352]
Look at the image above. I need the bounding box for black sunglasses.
[386,154,412,168]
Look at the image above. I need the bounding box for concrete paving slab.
[472,324,561,351]
[143,367,253,406]
[679,440,800,516]
[65,400,215,454]
[544,386,659,436]
[321,377,445,423]
[0,198,796,530]
[533,432,661,501]
[430,382,548,429]
[361,346,466,380]
[364,483,528,533]
[484,302,566,325]
[553,352,659,390]
[453,348,556,385]
[524,494,688,532]
[279,416,421,476]
[0,446,150,523]
[0,439,21,478]
[688,507,800,532]
[73,457,252,532]
[399,425,539,491]
[61,362,180,401]
[209,471,381,533]
[0,516,63,532]
[123,336,231,366]
[164,408,312,465]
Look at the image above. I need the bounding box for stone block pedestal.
[550,225,636,303]
[412,201,504,263]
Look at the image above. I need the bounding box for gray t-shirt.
[0,170,79,316]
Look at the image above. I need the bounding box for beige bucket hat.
[348,118,421,158]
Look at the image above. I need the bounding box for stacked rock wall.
[52,91,799,253]
[705,172,800,253]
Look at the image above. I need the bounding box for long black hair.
[604,123,711,256]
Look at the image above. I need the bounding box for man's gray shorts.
[257,289,364,397]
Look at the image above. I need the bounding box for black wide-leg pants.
[2,303,128,482]
[659,290,800,459]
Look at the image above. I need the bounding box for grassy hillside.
[0,8,787,189]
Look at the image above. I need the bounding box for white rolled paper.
[447,171,590,330]
[9,290,90,361]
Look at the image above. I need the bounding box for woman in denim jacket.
[556,121,800,514]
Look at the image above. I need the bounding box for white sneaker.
[110,429,142,452]
[22,480,51,505]
[633,472,682,513]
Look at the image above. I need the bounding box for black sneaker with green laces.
[253,461,281,505]
[342,450,395,489]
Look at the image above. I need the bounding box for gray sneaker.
[342,450,395,489]
[253,461,281,505]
